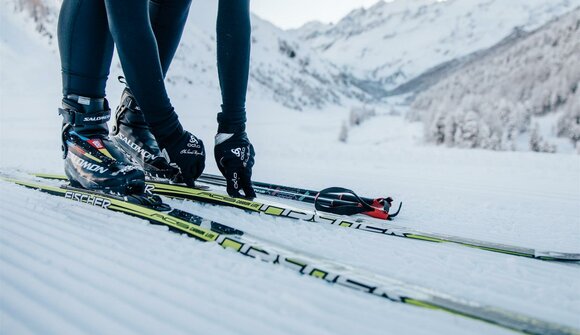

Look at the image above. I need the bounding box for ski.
[198,173,580,262]
[32,173,580,262]
[2,174,579,335]
[197,173,402,220]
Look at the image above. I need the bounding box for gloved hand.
[161,131,205,186]
[214,132,256,198]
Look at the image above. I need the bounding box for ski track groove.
[0,277,85,335]
[0,211,297,335]
[0,259,109,335]
[389,174,579,203]
[0,228,195,335]
[0,195,259,333]
[5,182,579,329]
[0,308,36,335]
[0,198,317,314]
[0,187,390,335]
[256,186,580,252]
[0,183,521,335]
[172,198,580,327]
[309,230,580,326]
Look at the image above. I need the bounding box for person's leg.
[105,0,205,185]
[216,0,251,134]
[57,0,145,193]
[103,0,181,143]
[213,0,256,198]
[58,0,114,99]
[109,0,191,179]
[149,0,193,77]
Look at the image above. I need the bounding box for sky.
[251,0,383,30]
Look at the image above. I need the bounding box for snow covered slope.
[1,1,580,335]
[410,8,580,153]
[174,6,376,110]
[164,0,377,110]
[293,0,580,92]
[2,0,377,111]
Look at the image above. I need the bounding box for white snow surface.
[1,3,580,335]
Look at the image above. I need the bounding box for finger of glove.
[215,155,227,178]
[225,169,243,198]
[173,170,195,187]
[240,170,256,199]
[191,157,205,180]
[182,176,196,187]
[180,160,204,187]
[183,163,198,186]
[184,136,205,173]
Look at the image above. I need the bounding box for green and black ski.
[33,173,580,262]
[2,174,579,335]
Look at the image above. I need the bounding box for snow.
[411,8,580,153]
[0,181,519,335]
[1,2,580,335]
[293,0,580,90]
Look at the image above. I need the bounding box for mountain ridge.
[293,0,580,93]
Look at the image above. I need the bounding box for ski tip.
[535,250,580,262]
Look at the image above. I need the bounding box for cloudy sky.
[251,0,382,29]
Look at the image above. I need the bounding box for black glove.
[161,131,205,186]
[214,132,256,198]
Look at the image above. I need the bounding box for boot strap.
[59,108,111,126]
[122,94,140,111]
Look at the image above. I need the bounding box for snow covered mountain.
[3,0,378,111]
[292,0,580,93]
[174,7,377,110]
[410,8,580,153]
[6,0,580,111]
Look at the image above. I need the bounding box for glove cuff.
[217,111,246,134]
[217,122,245,134]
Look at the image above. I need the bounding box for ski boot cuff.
[59,108,111,127]
[60,96,111,127]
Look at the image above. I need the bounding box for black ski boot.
[111,87,178,179]
[59,95,145,194]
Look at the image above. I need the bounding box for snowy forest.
[410,9,580,153]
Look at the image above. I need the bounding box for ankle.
[60,96,111,136]
[64,95,106,114]
[156,123,186,148]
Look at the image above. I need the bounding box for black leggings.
[58,0,251,141]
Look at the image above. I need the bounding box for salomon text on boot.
[59,95,145,194]
[111,87,178,180]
